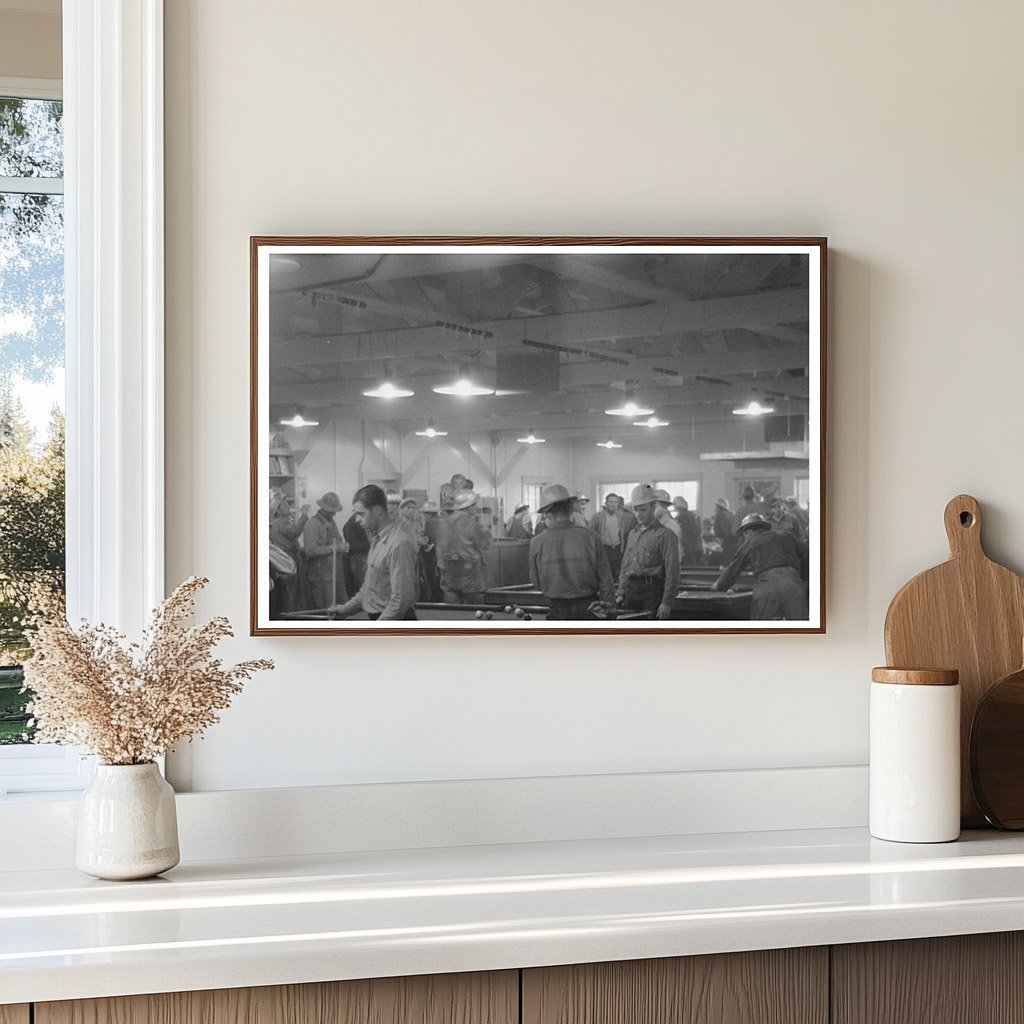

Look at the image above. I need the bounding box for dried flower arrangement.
[22,577,273,765]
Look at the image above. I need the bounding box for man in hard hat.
[439,490,493,603]
[329,484,419,621]
[617,484,680,620]
[528,484,614,620]
[652,489,684,564]
[302,491,348,609]
[571,492,591,528]
[712,513,808,620]
[672,495,704,565]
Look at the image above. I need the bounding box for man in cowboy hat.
[302,491,348,610]
[528,484,614,620]
[671,494,703,566]
[713,513,808,620]
[506,502,533,540]
[330,484,419,621]
[438,490,493,603]
[617,484,680,620]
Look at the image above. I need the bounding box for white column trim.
[63,0,164,632]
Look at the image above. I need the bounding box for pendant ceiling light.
[516,430,546,444]
[605,399,654,417]
[415,421,448,438]
[596,439,623,449]
[432,375,494,397]
[363,381,415,398]
[279,410,319,428]
[732,399,775,417]
[633,416,669,428]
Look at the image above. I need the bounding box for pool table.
[485,583,753,620]
[278,604,651,622]
[413,602,651,622]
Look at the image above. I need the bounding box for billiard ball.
[484,611,493,620]
[475,609,484,619]
[523,613,532,621]
[504,605,513,613]
[514,607,525,618]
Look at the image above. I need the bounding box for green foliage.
[0,391,65,658]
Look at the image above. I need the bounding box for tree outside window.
[0,94,65,744]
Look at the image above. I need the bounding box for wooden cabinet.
[18,933,1024,1024]
[522,949,828,1024]
[832,932,1024,1024]
[35,972,518,1024]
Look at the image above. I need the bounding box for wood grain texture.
[871,667,959,686]
[0,1007,29,1024]
[832,933,1024,1024]
[970,661,1024,827]
[36,971,517,1024]
[884,494,1024,826]
[522,949,828,1024]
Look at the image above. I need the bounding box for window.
[596,480,701,511]
[654,480,700,512]
[597,482,639,507]
[521,480,550,531]
[0,86,64,749]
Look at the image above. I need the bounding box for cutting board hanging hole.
[944,494,983,556]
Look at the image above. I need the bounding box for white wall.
[164,1,1024,791]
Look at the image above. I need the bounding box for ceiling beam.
[269,287,810,369]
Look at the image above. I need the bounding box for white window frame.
[0,0,164,799]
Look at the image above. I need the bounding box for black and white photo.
[251,237,825,634]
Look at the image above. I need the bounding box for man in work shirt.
[672,495,704,566]
[439,491,493,603]
[589,493,629,581]
[529,484,614,620]
[330,484,419,621]
[712,513,808,620]
[617,484,680,620]
[302,491,347,610]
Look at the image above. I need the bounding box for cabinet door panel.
[36,971,518,1024]
[0,1007,29,1024]
[523,949,827,1024]
[832,933,1024,1024]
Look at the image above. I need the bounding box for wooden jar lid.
[871,667,960,686]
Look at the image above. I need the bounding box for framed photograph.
[251,236,826,635]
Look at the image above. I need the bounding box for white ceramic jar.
[870,667,960,843]
[76,762,180,880]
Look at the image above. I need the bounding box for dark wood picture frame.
[251,236,827,636]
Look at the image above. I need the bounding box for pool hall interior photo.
[257,242,821,630]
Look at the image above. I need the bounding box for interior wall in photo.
[164,1,1024,788]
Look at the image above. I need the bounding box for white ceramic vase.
[76,762,180,880]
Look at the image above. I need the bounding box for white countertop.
[5,826,1024,1004]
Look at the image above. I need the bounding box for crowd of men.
[267,476,811,622]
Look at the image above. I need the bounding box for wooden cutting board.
[884,494,1024,827]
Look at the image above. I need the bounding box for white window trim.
[0,2,165,797]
